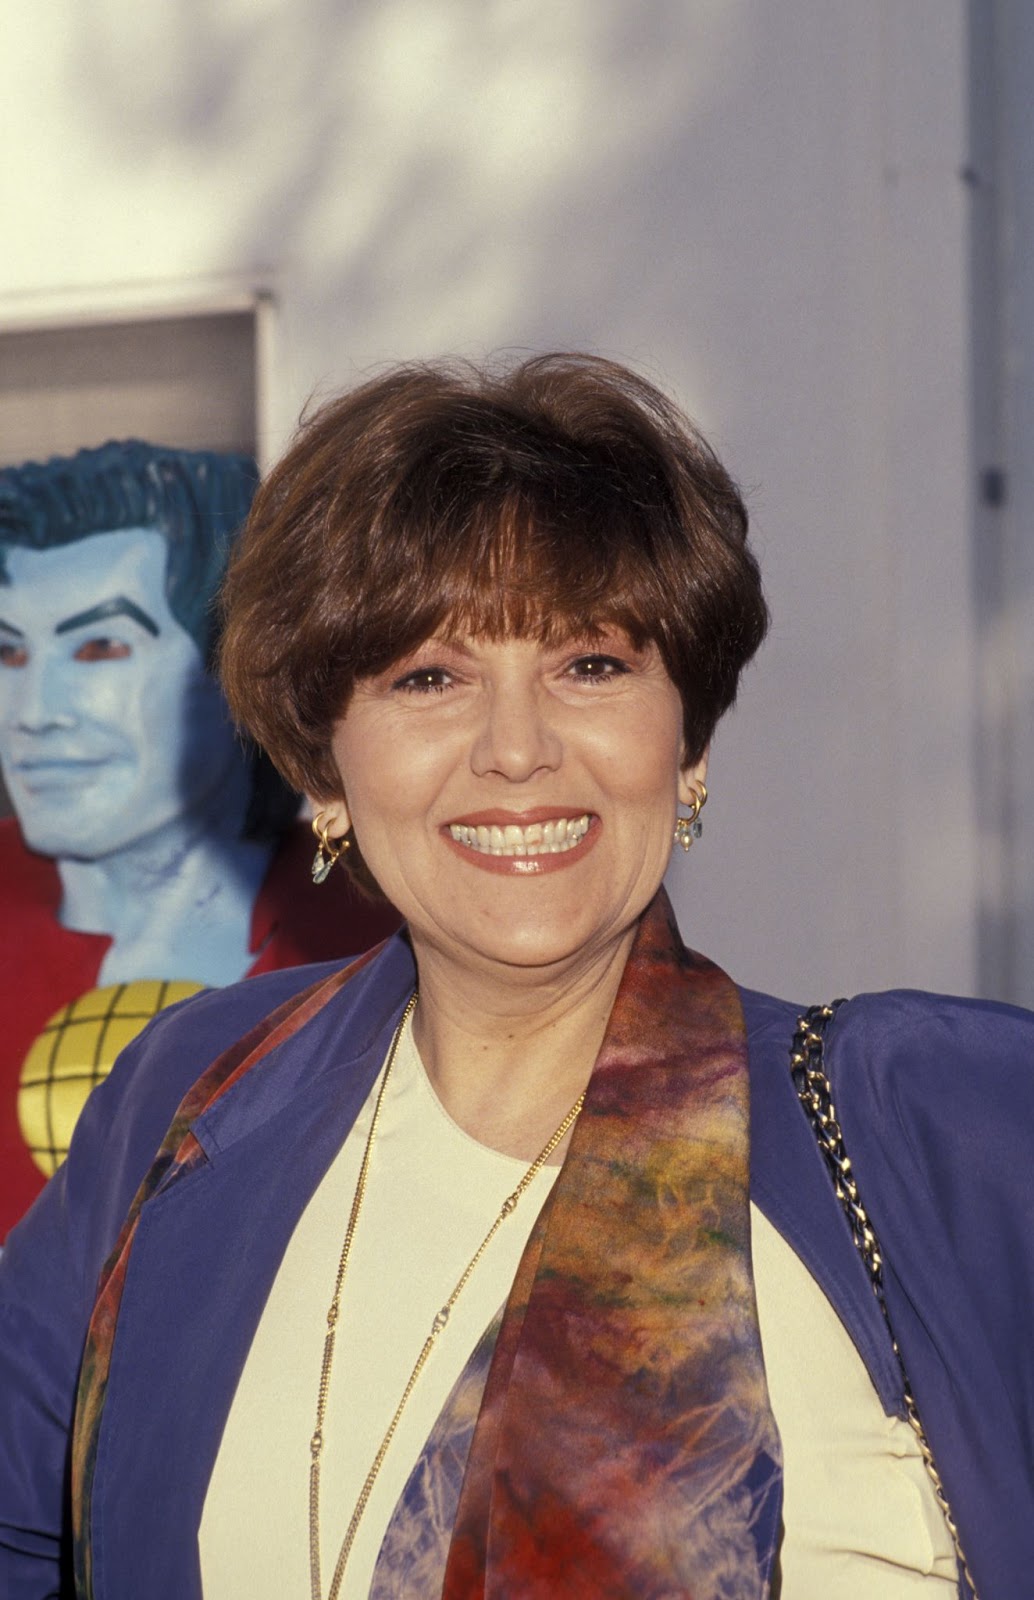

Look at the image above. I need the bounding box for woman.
[1,354,1031,1599]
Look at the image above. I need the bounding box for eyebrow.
[54,597,160,638]
[0,617,25,639]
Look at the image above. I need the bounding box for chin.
[16,806,140,864]
[459,912,622,974]
[12,812,71,860]
[20,829,115,863]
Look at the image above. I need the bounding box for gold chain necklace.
[308,993,586,1600]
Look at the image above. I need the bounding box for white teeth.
[449,815,591,858]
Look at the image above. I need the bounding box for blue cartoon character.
[0,442,399,1234]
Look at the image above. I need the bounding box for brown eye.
[392,667,452,694]
[73,637,132,663]
[0,642,28,668]
[568,654,628,682]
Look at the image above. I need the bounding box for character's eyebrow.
[0,617,25,639]
[54,596,160,638]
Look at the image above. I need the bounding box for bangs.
[219,352,767,815]
[337,484,672,683]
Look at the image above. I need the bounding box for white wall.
[1,0,985,1001]
[972,1,1034,1004]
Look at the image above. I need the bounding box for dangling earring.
[311,811,350,884]
[674,781,708,852]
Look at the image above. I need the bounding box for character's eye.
[0,641,28,668]
[566,654,630,683]
[73,637,132,663]
[391,666,453,695]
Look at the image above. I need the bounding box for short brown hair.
[220,353,767,806]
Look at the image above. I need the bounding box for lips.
[14,758,113,769]
[441,811,600,875]
[9,757,122,790]
[448,814,590,858]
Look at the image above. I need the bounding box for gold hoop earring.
[674,781,708,852]
[311,810,350,884]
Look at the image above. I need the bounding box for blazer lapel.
[73,941,415,1600]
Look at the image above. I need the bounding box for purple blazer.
[1,931,1032,1597]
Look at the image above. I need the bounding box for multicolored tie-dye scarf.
[381,890,781,1598]
[72,892,781,1597]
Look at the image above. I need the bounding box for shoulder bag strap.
[790,1002,979,1599]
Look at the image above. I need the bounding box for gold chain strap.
[790,1003,979,1599]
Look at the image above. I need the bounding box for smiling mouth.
[13,758,116,776]
[447,814,592,858]
[15,759,112,770]
[10,758,121,790]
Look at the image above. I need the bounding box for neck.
[409,924,638,1160]
[57,784,275,986]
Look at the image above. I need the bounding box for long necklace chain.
[308,993,586,1600]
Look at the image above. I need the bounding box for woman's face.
[323,627,705,979]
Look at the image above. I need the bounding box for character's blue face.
[0,528,239,860]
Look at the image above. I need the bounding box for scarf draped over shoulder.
[73,891,781,1598]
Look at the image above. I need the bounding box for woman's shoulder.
[739,980,1034,1213]
[830,983,1033,1030]
[128,955,350,1062]
[77,938,411,1164]
[740,982,1034,1087]
[114,925,409,1078]
[7,935,413,1270]
[76,959,348,1155]
[741,980,1034,1230]
[821,986,1034,1112]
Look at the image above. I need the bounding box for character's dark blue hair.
[0,440,297,840]
[0,440,259,661]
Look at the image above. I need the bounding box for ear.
[677,746,709,808]
[307,793,352,840]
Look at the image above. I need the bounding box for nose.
[469,679,562,782]
[7,657,77,733]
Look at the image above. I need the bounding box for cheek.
[591,711,683,800]
[67,668,134,723]
[331,717,448,820]
[327,725,369,808]
[135,660,227,773]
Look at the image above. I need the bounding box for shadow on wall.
[65,0,754,392]
[38,0,1010,1002]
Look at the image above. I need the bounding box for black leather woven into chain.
[788,999,979,1598]
[788,1001,887,1289]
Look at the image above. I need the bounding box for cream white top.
[200,1015,560,1598]
[753,1206,958,1594]
[201,1015,958,1597]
